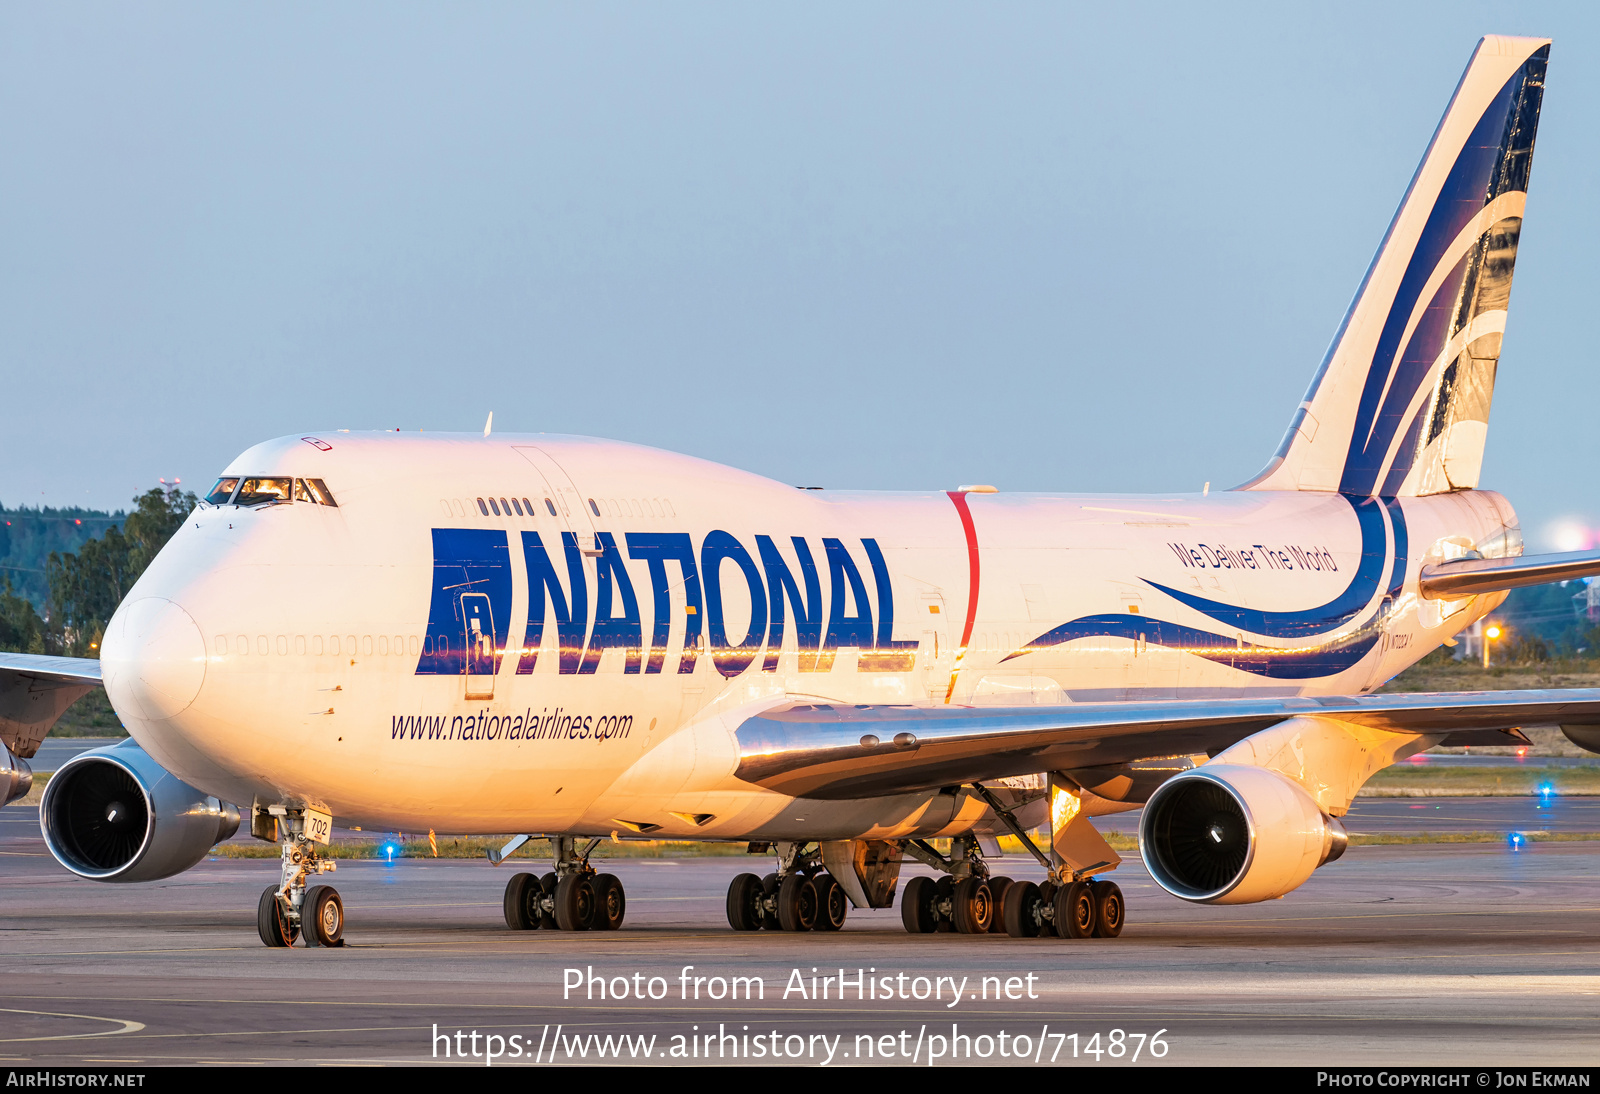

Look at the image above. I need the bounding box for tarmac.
[4,790,1599,1067]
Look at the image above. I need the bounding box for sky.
[2,2,1597,550]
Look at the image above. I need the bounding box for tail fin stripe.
[1339,63,1533,495]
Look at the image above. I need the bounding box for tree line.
[0,488,198,657]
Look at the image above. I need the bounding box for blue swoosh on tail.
[1140,494,1389,639]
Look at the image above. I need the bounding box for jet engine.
[41,739,239,882]
[1138,764,1347,905]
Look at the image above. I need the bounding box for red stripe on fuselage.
[944,490,981,702]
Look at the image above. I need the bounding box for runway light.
[380,840,402,863]
[1538,782,1556,800]
[1516,747,1529,760]
[1507,832,1527,852]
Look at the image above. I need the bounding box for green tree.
[44,488,198,657]
[0,578,46,654]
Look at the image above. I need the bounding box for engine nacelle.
[1138,764,1348,905]
[41,739,239,882]
[2,742,32,806]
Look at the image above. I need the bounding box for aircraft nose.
[101,597,208,722]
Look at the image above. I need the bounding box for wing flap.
[734,690,1600,799]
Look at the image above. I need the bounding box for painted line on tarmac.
[0,1007,145,1043]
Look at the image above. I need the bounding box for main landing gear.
[726,842,850,932]
[969,779,1125,940]
[502,836,627,932]
[897,835,1013,935]
[255,809,344,948]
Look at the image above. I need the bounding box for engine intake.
[1138,764,1347,905]
[41,739,239,882]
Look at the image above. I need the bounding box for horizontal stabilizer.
[1419,549,1600,599]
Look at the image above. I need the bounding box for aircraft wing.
[0,652,103,760]
[732,689,1600,799]
[1420,549,1600,598]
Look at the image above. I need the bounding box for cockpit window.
[205,477,240,505]
[294,478,338,506]
[233,477,293,506]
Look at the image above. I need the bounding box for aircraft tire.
[1091,880,1125,938]
[726,872,763,931]
[1055,880,1096,939]
[256,885,296,948]
[813,873,848,931]
[304,884,345,947]
[1036,881,1059,937]
[554,874,596,932]
[986,877,1014,933]
[776,873,818,932]
[503,872,540,930]
[900,875,936,934]
[1001,880,1041,938]
[592,873,626,931]
[952,877,993,934]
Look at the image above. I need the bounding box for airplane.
[5,33,1600,948]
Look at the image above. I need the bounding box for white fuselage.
[100,431,1515,841]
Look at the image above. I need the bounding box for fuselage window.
[330,635,340,656]
[235,478,293,506]
[489,498,502,516]
[205,478,240,505]
[313,635,324,656]
[500,497,511,515]
[295,636,306,655]
[379,636,389,656]
[477,498,489,516]
[523,498,534,516]
[257,635,269,656]
[589,498,600,517]
[545,498,557,516]
[276,636,288,656]
[511,497,524,516]
[236,635,248,655]
[213,635,226,655]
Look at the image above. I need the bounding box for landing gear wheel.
[900,875,937,934]
[592,873,626,931]
[1036,881,1059,937]
[304,884,344,947]
[537,873,559,930]
[986,877,1014,934]
[933,875,956,932]
[1055,880,1096,939]
[812,873,848,931]
[1091,880,1124,938]
[760,873,783,930]
[1001,880,1041,938]
[554,873,596,931]
[952,877,993,934]
[777,873,818,932]
[256,885,297,948]
[504,872,542,930]
[726,872,763,931]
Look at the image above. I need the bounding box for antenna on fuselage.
[483,412,493,438]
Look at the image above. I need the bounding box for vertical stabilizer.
[1243,36,1547,497]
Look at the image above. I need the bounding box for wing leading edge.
[0,652,103,761]
[732,690,1600,800]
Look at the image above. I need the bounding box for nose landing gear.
[255,807,342,948]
